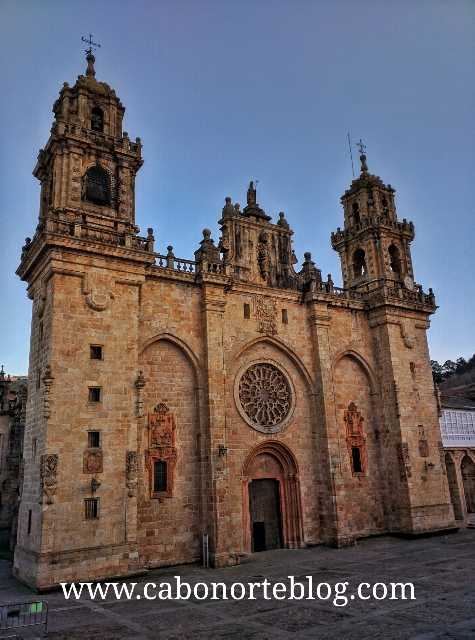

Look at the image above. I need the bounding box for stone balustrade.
[49,121,142,157]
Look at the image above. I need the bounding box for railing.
[154,250,197,273]
[51,122,142,157]
[39,216,153,252]
[0,600,48,634]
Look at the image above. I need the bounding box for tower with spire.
[15,48,155,590]
[332,145,416,291]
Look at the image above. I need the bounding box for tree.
[431,360,443,384]
[442,360,457,378]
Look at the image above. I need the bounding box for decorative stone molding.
[135,371,146,418]
[395,321,416,349]
[437,442,446,474]
[257,231,270,280]
[396,442,412,479]
[146,404,177,500]
[40,454,58,504]
[145,447,178,502]
[83,271,114,311]
[234,359,296,434]
[344,402,367,476]
[257,295,277,335]
[126,451,138,497]
[83,450,103,474]
[42,365,54,419]
[418,439,429,457]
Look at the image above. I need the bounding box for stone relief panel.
[396,442,412,479]
[126,451,138,497]
[83,450,103,474]
[344,402,367,476]
[40,453,58,503]
[145,403,178,500]
[257,295,277,335]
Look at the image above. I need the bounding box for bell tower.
[15,47,154,591]
[331,144,416,291]
[35,48,143,234]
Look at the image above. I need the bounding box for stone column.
[306,294,349,546]
[200,281,237,567]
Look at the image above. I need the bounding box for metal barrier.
[0,600,48,634]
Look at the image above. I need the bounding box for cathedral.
[14,52,456,591]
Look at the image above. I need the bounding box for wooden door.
[249,479,282,552]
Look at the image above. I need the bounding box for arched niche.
[461,455,475,514]
[445,452,464,520]
[241,441,305,553]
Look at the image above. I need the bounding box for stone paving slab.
[0,529,474,638]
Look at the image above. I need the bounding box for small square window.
[90,345,103,360]
[88,387,102,403]
[282,309,288,324]
[88,431,100,448]
[244,303,250,319]
[85,498,99,519]
[154,461,167,492]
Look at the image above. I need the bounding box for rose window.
[238,363,291,428]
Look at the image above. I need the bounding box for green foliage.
[431,354,475,384]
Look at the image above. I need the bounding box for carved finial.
[277,212,290,229]
[203,229,211,240]
[222,198,235,218]
[85,54,96,78]
[0,365,4,380]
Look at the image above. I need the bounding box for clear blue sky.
[1,0,474,374]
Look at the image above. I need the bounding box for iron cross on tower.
[357,139,366,155]
[82,34,101,55]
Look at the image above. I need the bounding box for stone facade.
[14,55,456,590]
[0,370,28,549]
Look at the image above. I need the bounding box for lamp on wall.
[425,461,435,471]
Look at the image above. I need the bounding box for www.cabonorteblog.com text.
[61,577,415,606]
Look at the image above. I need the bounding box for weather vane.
[357,139,366,155]
[82,34,101,56]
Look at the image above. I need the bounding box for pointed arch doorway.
[242,441,305,553]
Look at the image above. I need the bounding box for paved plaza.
[1,529,474,638]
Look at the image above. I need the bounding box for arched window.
[352,248,366,278]
[388,244,401,277]
[91,107,104,132]
[85,166,110,206]
[352,202,360,224]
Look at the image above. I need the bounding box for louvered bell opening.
[86,166,110,206]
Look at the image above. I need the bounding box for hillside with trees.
[431,354,475,402]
